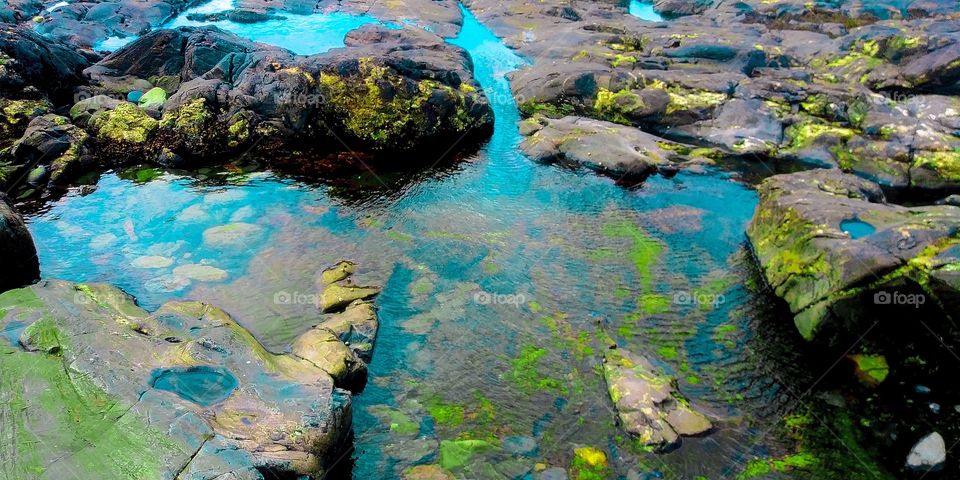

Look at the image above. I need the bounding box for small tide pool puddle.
[840,217,876,239]
[628,0,665,22]
[150,366,238,406]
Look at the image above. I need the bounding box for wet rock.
[747,169,960,340]
[0,25,92,105]
[403,464,455,480]
[0,197,39,291]
[202,223,265,248]
[292,327,368,392]
[519,115,710,179]
[0,280,357,478]
[603,349,713,449]
[315,299,379,361]
[847,354,889,386]
[502,435,538,456]
[2,114,90,198]
[318,261,380,313]
[906,432,946,472]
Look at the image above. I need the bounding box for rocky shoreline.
[1,0,959,478]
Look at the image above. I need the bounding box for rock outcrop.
[747,169,960,340]
[519,115,714,179]
[0,196,39,291]
[0,278,381,478]
[603,348,713,449]
[77,25,492,164]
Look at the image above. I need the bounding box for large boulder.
[78,25,493,165]
[0,197,39,291]
[1,114,91,198]
[0,25,92,105]
[747,169,960,340]
[0,279,381,478]
[603,349,713,449]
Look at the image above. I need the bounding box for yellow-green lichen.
[92,103,158,144]
[159,98,209,137]
[594,88,644,124]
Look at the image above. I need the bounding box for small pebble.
[930,403,941,414]
[916,385,931,395]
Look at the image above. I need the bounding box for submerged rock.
[0,197,40,292]
[318,261,381,313]
[603,349,713,449]
[0,279,383,478]
[906,432,946,472]
[747,169,960,340]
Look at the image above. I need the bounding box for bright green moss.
[913,149,960,181]
[369,405,420,434]
[518,100,576,118]
[638,293,670,314]
[21,317,67,354]
[138,87,167,108]
[784,120,856,151]
[610,54,637,68]
[427,399,465,427]
[848,354,889,386]
[601,221,663,293]
[657,346,678,360]
[92,103,158,144]
[319,58,477,149]
[665,89,726,115]
[439,439,497,470]
[570,447,609,480]
[594,88,644,124]
[159,98,209,137]
[507,345,565,394]
[738,452,818,479]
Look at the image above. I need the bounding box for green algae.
[21,317,67,355]
[439,439,497,470]
[913,149,960,181]
[0,346,184,479]
[848,354,889,386]
[594,88,644,124]
[427,399,465,427]
[657,346,678,360]
[319,57,478,149]
[369,405,420,435]
[784,120,856,151]
[665,89,726,115]
[570,446,610,480]
[507,345,565,394]
[601,221,663,293]
[738,452,817,479]
[519,100,576,119]
[92,103,158,144]
[159,98,209,137]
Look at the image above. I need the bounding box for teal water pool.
[628,0,665,22]
[23,4,822,479]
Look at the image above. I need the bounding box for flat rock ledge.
[747,169,960,341]
[603,348,713,449]
[0,277,380,479]
[519,115,715,180]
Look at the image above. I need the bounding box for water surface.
[628,0,665,22]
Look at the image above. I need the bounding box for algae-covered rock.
[519,115,710,179]
[746,169,960,340]
[0,280,356,478]
[0,198,39,292]
[138,86,167,109]
[91,101,158,145]
[570,446,610,480]
[603,349,713,449]
[2,113,89,197]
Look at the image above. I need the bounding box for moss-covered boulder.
[0,198,39,292]
[2,114,90,198]
[0,280,369,478]
[90,101,158,145]
[603,349,713,449]
[747,169,960,340]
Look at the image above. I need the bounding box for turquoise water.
[840,218,876,239]
[23,5,799,479]
[628,0,665,22]
[150,366,239,406]
[93,0,394,54]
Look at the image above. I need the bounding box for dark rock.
[0,197,39,292]
[747,169,960,340]
[0,25,93,105]
[2,114,91,198]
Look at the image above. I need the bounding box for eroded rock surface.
[0,278,381,478]
[747,169,960,340]
[603,348,712,449]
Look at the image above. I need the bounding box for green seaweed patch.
[784,120,856,151]
[507,345,566,394]
[519,100,576,119]
[0,346,185,478]
[439,439,498,471]
[657,345,678,360]
[738,452,817,479]
[601,221,663,293]
[369,405,420,435]
[570,446,610,480]
[92,102,158,144]
[913,149,960,181]
[594,88,644,125]
[427,398,466,427]
[639,293,670,314]
[848,353,889,386]
[159,98,209,137]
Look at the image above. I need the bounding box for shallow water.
[25,5,822,479]
[150,366,239,406]
[840,218,876,240]
[628,0,665,22]
[93,0,394,53]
